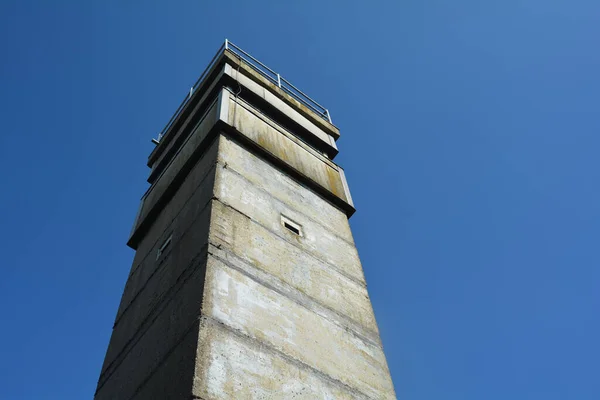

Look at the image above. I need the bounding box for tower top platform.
[148,40,340,168]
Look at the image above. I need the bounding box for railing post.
[325,109,332,123]
[224,39,229,50]
[189,87,193,98]
[277,73,281,88]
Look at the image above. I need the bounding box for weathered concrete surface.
[96,140,219,399]
[194,317,367,400]
[98,141,218,382]
[223,92,354,208]
[100,204,212,380]
[209,197,376,332]
[195,256,396,399]
[96,253,208,400]
[221,49,340,140]
[119,141,217,320]
[130,322,200,400]
[214,158,365,283]
[216,134,354,243]
[148,65,225,177]
[128,98,219,248]
[130,87,355,250]
[224,63,338,154]
[97,47,396,400]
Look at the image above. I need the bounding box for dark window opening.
[156,235,173,260]
[281,215,302,236]
[284,222,300,235]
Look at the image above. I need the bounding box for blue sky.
[1,1,599,399]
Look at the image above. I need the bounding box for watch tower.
[95,40,396,400]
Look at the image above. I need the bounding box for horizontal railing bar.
[228,41,329,116]
[280,85,328,117]
[241,60,277,81]
[280,77,327,112]
[157,42,226,141]
[281,88,327,117]
[191,42,226,91]
[228,50,280,85]
[155,39,332,144]
[239,61,280,85]
[227,42,278,76]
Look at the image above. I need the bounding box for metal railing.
[155,39,332,142]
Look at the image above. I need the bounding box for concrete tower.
[95,41,396,400]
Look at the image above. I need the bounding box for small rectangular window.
[284,222,300,235]
[281,215,302,236]
[156,234,172,260]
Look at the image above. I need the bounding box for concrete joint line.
[111,321,201,400]
[207,244,382,348]
[114,234,209,331]
[212,196,366,288]
[147,96,220,190]
[127,161,218,280]
[219,131,354,217]
[117,193,215,324]
[202,316,375,400]
[99,249,209,388]
[228,94,337,168]
[215,160,357,248]
[130,125,221,248]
